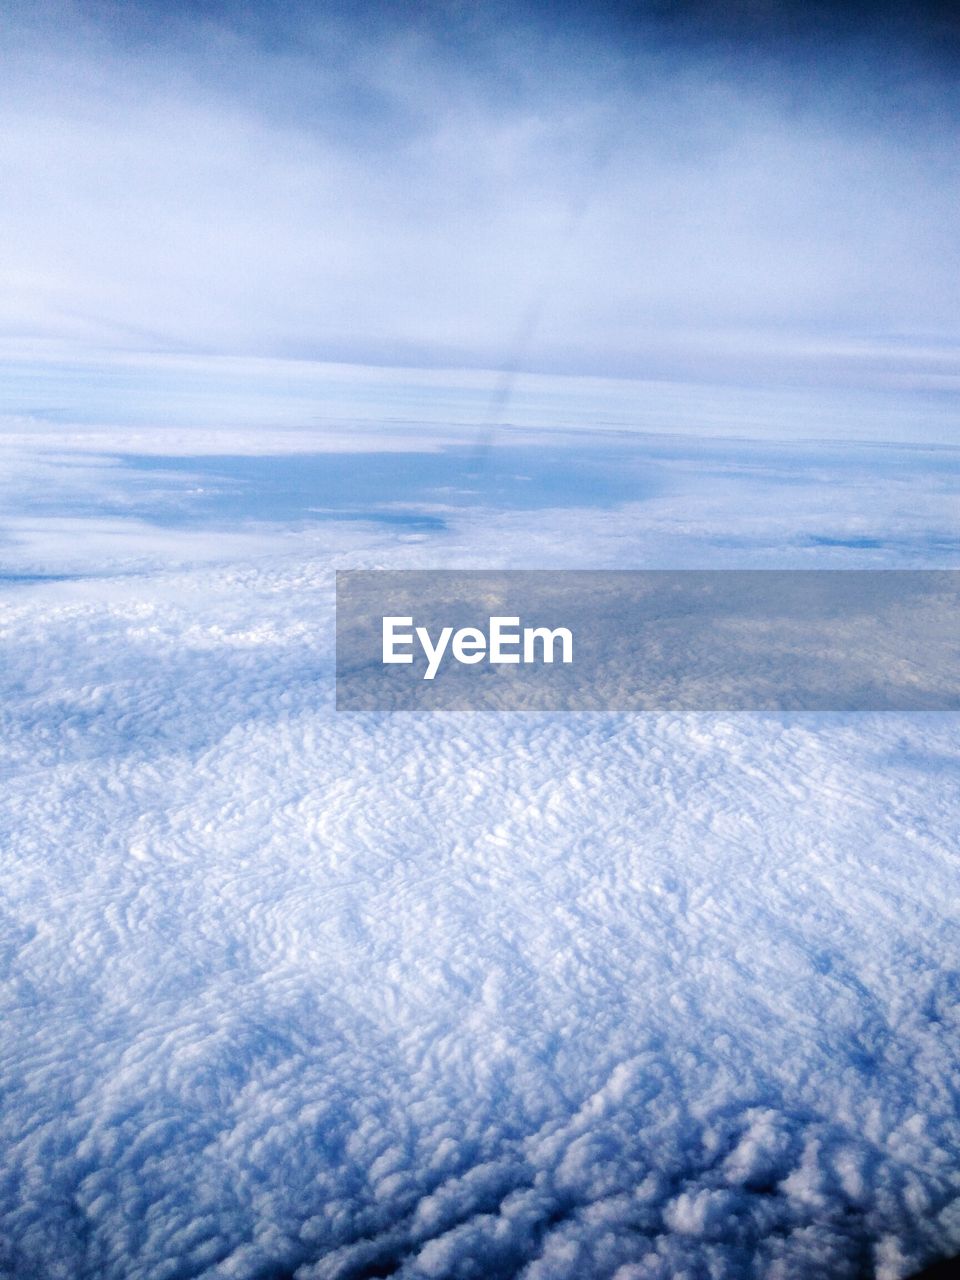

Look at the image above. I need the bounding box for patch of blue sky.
[1,430,957,570]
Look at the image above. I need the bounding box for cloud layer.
[3,6,960,1272]
[1,426,960,1278]
[3,555,960,1280]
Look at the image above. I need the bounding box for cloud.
[1,427,960,1276]
[3,7,960,1275]
[3,566,960,1278]
[1,1,959,381]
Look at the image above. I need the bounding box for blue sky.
[2,0,959,392]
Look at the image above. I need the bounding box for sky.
[3,7,960,1279]
[2,0,960,391]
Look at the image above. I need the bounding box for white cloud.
[1,424,960,1276]
[1,3,959,380]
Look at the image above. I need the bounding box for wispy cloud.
[1,1,959,382]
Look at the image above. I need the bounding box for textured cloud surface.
[2,425,960,1279]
